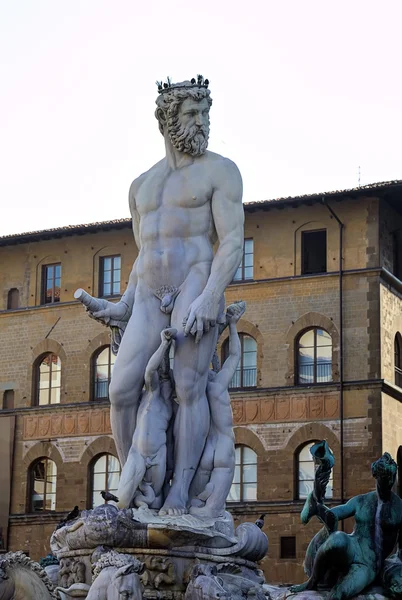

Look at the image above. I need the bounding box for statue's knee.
[326,532,352,566]
[109,379,132,410]
[174,378,194,404]
[175,375,206,405]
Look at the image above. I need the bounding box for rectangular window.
[3,390,14,409]
[41,264,61,304]
[280,536,296,559]
[99,256,121,297]
[301,230,327,275]
[233,239,254,282]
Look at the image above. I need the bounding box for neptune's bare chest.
[136,166,212,217]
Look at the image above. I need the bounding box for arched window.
[223,334,257,389]
[395,334,402,388]
[93,346,116,400]
[29,458,57,511]
[36,353,61,405]
[227,445,257,502]
[7,288,19,310]
[296,441,333,500]
[297,328,332,384]
[90,454,121,508]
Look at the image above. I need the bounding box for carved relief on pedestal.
[140,556,176,590]
[59,557,86,588]
[23,408,112,440]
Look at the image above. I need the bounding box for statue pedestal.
[50,504,269,599]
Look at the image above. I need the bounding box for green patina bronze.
[290,441,402,600]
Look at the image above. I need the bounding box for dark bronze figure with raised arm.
[291,442,402,600]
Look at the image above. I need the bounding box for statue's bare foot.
[159,492,187,516]
[189,504,224,519]
[159,505,187,516]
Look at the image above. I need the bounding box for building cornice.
[1,180,401,246]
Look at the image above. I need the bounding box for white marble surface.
[76,79,245,519]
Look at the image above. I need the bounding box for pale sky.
[1,0,401,236]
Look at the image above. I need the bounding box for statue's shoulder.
[204,152,242,186]
[205,151,240,171]
[357,491,375,501]
[129,159,165,199]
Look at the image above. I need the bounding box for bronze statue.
[291,441,402,600]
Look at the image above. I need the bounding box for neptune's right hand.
[91,300,130,325]
[74,289,131,327]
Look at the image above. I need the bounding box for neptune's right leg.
[109,285,169,465]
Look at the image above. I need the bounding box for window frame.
[35,353,62,406]
[296,327,332,385]
[301,229,327,275]
[92,345,115,401]
[41,263,61,305]
[280,536,296,559]
[28,457,57,513]
[232,238,254,283]
[223,334,257,390]
[227,445,258,503]
[7,288,19,310]
[99,255,121,298]
[3,390,14,409]
[88,453,121,509]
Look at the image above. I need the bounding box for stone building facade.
[1,180,402,584]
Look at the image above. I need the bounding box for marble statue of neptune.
[79,76,244,516]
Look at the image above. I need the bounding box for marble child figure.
[117,328,176,510]
[77,76,244,516]
[190,301,246,518]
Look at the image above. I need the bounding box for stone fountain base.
[55,547,268,599]
[50,504,269,599]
